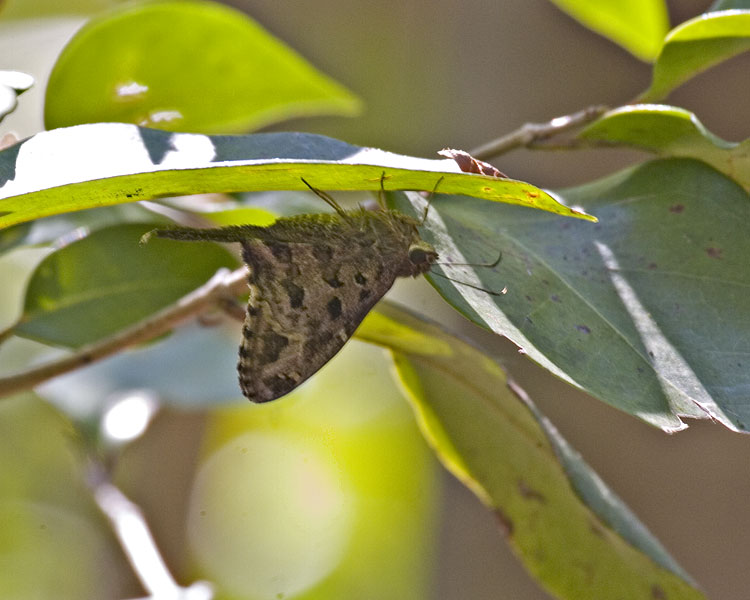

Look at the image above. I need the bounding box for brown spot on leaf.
[669,204,684,213]
[518,480,546,503]
[706,246,723,259]
[651,584,666,599]
[576,324,591,334]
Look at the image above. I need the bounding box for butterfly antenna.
[429,271,507,297]
[434,251,502,269]
[373,171,391,210]
[301,177,348,218]
[419,176,444,224]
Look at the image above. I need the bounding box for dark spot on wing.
[304,329,333,359]
[242,325,253,338]
[282,279,304,308]
[261,332,289,362]
[324,274,343,288]
[265,241,292,262]
[359,289,372,301]
[313,245,333,261]
[247,305,259,317]
[354,272,367,285]
[262,374,298,399]
[327,297,342,320]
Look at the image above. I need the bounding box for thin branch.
[87,460,214,600]
[0,267,248,399]
[469,104,610,160]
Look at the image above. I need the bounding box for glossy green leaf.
[44,1,360,133]
[0,124,594,230]
[579,104,750,189]
[546,0,668,61]
[389,157,750,433]
[641,10,750,101]
[357,302,703,600]
[0,70,33,123]
[8,222,238,347]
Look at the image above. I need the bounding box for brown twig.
[0,267,248,399]
[469,105,610,160]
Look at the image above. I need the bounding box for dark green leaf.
[390,158,750,432]
[10,222,238,347]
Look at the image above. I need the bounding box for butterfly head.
[403,238,438,277]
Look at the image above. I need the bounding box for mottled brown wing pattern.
[237,225,409,402]
[145,207,437,403]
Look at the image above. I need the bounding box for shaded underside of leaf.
[389,158,750,433]
[357,302,703,600]
[0,124,593,229]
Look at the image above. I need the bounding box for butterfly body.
[149,207,437,402]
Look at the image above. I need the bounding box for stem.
[87,460,214,600]
[0,267,248,400]
[469,104,609,160]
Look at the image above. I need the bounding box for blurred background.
[1,0,749,598]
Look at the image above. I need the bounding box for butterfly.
[146,182,438,402]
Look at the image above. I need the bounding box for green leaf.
[389,157,750,433]
[44,1,361,133]
[0,0,115,18]
[8,222,238,347]
[641,10,750,101]
[0,393,127,598]
[0,203,166,256]
[546,0,668,61]
[0,70,33,123]
[708,0,750,11]
[0,124,594,230]
[357,302,703,600]
[579,104,750,189]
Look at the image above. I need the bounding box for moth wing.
[237,237,401,402]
